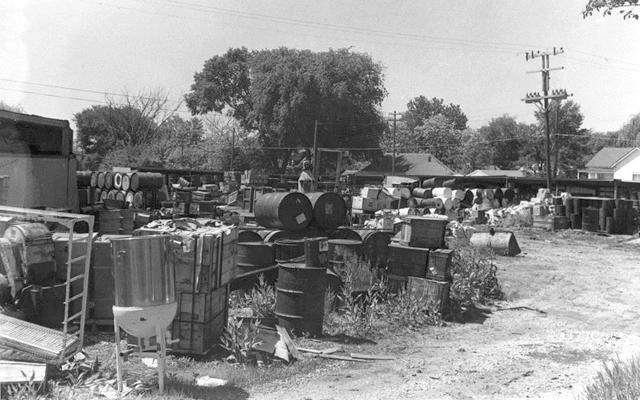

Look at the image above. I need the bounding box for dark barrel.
[238,230,263,242]
[502,188,515,203]
[132,192,144,209]
[115,190,126,202]
[305,192,347,231]
[442,179,458,188]
[412,188,433,199]
[237,242,275,275]
[461,190,474,207]
[274,239,306,262]
[275,262,326,337]
[254,192,313,231]
[353,229,393,269]
[328,228,362,241]
[327,239,369,292]
[582,207,599,232]
[135,172,164,190]
[76,171,92,187]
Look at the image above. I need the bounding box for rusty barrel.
[275,262,326,337]
[353,229,393,269]
[254,192,313,231]
[237,242,275,275]
[305,192,347,231]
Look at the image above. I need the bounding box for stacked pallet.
[387,216,452,313]
[134,221,238,355]
[76,170,164,209]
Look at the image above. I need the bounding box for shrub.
[582,356,640,400]
[448,243,503,315]
[228,274,276,320]
[221,317,261,364]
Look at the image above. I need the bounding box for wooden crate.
[407,276,450,314]
[427,249,454,282]
[171,309,228,355]
[176,286,229,323]
[399,217,448,249]
[387,242,429,278]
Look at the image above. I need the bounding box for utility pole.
[230,128,235,171]
[312,120,319,186]
[388,111,400,176]
[522,47,571,190]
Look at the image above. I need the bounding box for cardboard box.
[360,187,380,199]
[352,196,378,211]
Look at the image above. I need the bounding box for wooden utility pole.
[388,111,400,176]
[230,128,235,171]
[522,47,571,190]
[312,120,319,185]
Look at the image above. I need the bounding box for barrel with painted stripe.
[113,172,123,189]
[254,192,313,231]
[305,192,347,231]
[275,262,326,337]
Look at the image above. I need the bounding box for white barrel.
[439,196,452,211]
[432,187,452,199]
[483,189,494,201]
[399,187,411,199]
[452,189,466,200]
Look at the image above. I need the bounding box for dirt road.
[248,229,640,400]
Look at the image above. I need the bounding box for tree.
[470,115,527,170]
[0,101,23,113]
[403,96,468,132]
[535,100,590,178]
[186,47,387,172]
[584,0,640,19]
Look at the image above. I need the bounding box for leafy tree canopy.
[403,96,468,132]
[186,47,387,171]
[584,0,640,19]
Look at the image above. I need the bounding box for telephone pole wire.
[522,47,571,190]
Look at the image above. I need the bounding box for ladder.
[0,206,94,365]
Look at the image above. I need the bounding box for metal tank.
[111,235,176,338]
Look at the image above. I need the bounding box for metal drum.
[111,235,177,338]
[97,171,106,188]
[111,235,175,308]
[104,172,114,190]
[275,262,326,337]
[237,242,275,275]
[353,229,393,270]
[254,192,313,231]
[113,172,123,190]
[305,192,347,231]
[238,230,263,243]
[328,228,361,241]
[136,172,164,190]
[327,239,369,292]
[274,239,305,262]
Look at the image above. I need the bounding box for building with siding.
[578,147,640,181]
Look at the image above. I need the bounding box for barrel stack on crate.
[387,216,451,313]
[134,223,238,355]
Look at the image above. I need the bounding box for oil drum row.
[564,196,636,234]
[254,192,347,232]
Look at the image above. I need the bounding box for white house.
[578,147,640,181]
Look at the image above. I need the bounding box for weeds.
[220,317,261,364]
[229,274,276,320]
[582,355,640,400]
[448,243,503,316]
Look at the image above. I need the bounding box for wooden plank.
[350,353,396,360]
[0,361,47,384]
[317,354,370,362]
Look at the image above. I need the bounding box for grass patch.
[581,355,640,400]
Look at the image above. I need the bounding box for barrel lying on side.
[305,192,347,231]
[254,192,313,232]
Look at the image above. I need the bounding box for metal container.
[274,239,305,262]
[254,192,313,231]
[275,262,326,337]
[328,228,361,241]
[104,171,114,190]
[237,242,275,274]
[136,172,164,190]
[111,235,175,308]
[354,229,393,270]
[238,230,263,243]
[97,171,105,188]
[4,223,55,284]
[305,192,347,231]
[327,239,370,292]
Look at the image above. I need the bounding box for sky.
[2,0,640,133]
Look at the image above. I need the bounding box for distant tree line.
[69,46,636,177]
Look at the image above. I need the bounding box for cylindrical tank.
[254,192,313,231]
[111,235,176,338]
[274,239,305,262]
[97,171,106,188]
[237,242,275,275]
[275,262,326,337]
[238,230,263,243]
[104,172,114,190]
[136,172,164,190]
[305,192,347,231]
[328,228,362,241]
[76,171,92,187]
[417,197,444,209]
[432,187,452,199]
[412,188,433,199]
[113,172,123,190]
[442,179,458,188]
[422,177,444,188]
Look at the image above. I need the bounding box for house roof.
[355,153,454,176]
[585,147,639,169]
[467,169,525,177]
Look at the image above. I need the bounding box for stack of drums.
[275,238,327,337]
[581,207,600,232]
[236,242,275,276]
